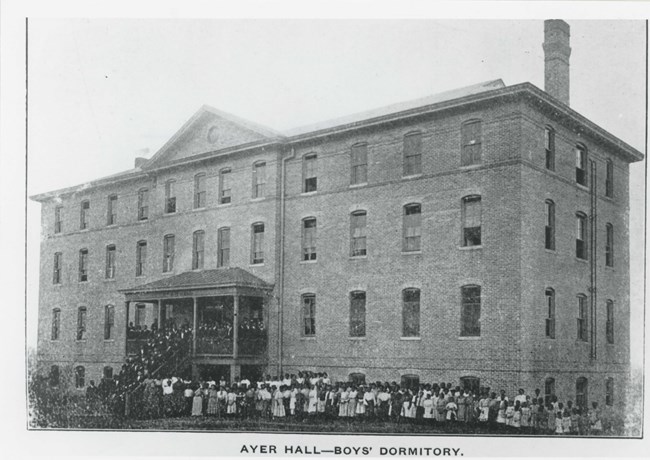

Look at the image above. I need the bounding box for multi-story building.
[32,20,642,408]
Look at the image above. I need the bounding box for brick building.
[32,20,642,408]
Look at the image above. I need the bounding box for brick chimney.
[543,19,571,105]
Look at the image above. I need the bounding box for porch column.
[233,294,239,359]
[124,301,130,336]
[192,296,198,355]
[157,300,162,329]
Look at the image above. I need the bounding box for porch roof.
[120,268,273,295]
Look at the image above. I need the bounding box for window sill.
[459,163,482,170]
[250,197,266,202]
[78,280,88,284]
[104,339,115,343]
[137,218,149,223]
[576,183,589,191]
[79,228,89,232]
[162,212,177,217]
[300,336,316,340]
[458,336,481,340]
[249,263,265,267]
[459,245,482,251]
[349,255,368,260]
[349,182,368,188]
[301,191,318,196]
[575,257,589,264]
[544,248,556,254]
[300,259,318,264]
[52,283,62,287]
[104,278,116,282]
[106,223,117,228]
[401,250,422,256]
[400,336,421,341]
[191,207,207,213]
[605,265,615,271]
[50,339,60,342]
[161,271,174,276]
[217,202,232,207]
[75,339,87,343]
[349,337,367,340]
[135,274,146,279]
[402,173,423,180]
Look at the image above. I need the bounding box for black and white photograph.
[1,0,649,458]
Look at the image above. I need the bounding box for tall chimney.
[543,19,571,105]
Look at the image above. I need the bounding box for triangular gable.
[145,105,283,168]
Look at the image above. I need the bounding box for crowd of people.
[119,371,614,435]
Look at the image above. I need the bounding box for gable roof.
[120,267,273,294]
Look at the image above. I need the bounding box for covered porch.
[119,268,274,380]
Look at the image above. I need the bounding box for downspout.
[589,160,598,361]
[278,146,296,375]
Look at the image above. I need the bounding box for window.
[302,218,317,261]
[545,288,556,339]
[104,305,115,340]
[460,376,480,395]
[402,288,420,337]
[77,307,87,340]
[135,304,146,327]
[575,145,587,186]
[605,159,614,197]
[302,294,316,336]
[137,188,149,220]
[401,374,420,390]
[252,161,266,198]
[192,230,205,269]
[545,200,555,250]
[105,245,116,279]
[349,373,366,386]
[350,211,367,257]
[51,308,61,340]
[545,127,555,171]
[576,213,588,259]
[194,173,206,209]
[461,120,482,166]
[80,200,90,230]
[403,204,422,252]
[575,377,588,409]
[78,249,89,282]
[605,223,614,267]
[460,285,481,337]
[350,143,368,185]
[349,291,366,337]
[53,252,62,284]
[217,227,230,267]
[219,168,232,204]
[462,196,482,247]
[403,132,422,176]
[54,206,63,233]
[605,378,614,406]
[163,234,175,272]
[544,377,555,406]
[107,194,117,225]
[165,180,176,213]
[303,154,317,192]
[49,365,60,386]
[577,294,588,342]
[103,366,114,380]
[606,300,614,344]
[75,366,85,389]
[251,223,264,264]
[135,240,147,276]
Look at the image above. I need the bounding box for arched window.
[54,205,63,233]
[460,376,480,395]
[105,244,116,279]
[605,377,614,406]
[251,223,265,264]
[136,240,147,276]
[402,288,420,337]
[606,300,614,344]
[461,120,482,166]
[137,187,149,220]
[605,159,614,197]
[163,234,175,272]
[403,203,422,252]
[49,365,60,386]
[403,132,422,176]
[104,305,115,340]
[51,308,61,340]
[192,230,205,269]
[460,285,481,337]
[544,126,555,170]
[576,212,588,260]
[76,306,87,340]
[75,366,85,388]
[220,168,232,204]
[462,195,482,247]
[349,291,366,337]
[217,227,230,267]
[302,218,317,261]
[53,252,62,284]
[194,173,206,209]
[165,179,176,213]
[349,373,366,386]
[80,200,90,230]
[575,144,588,186]
[401,374,420,390]
[545,200,555,250]
[252,161,266,198]
[350,143,368,185]
[605,223,614,267]
[107,194,118,225]
[78,248,89,282]
[350,210,367,257]
[575,377,588,409]
[577,294,588,341]
[545,288,555,338]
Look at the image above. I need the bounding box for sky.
[24,18,646,367]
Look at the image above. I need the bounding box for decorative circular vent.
[207,126,219,143]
